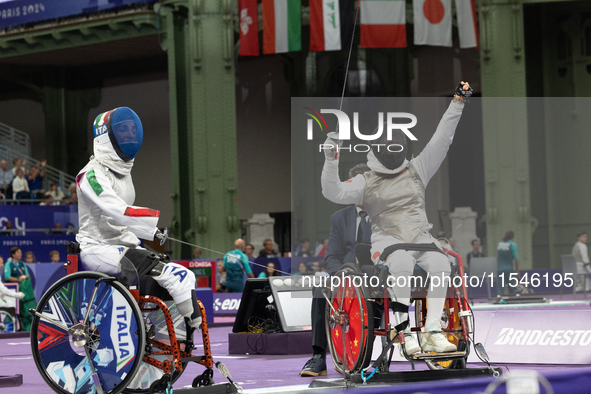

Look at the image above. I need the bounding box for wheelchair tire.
[0,310,16,333]
[326,269,374,375]
[31,272,145,394]
[124,301,188,393]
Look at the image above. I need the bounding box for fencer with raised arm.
[320,83,472,354]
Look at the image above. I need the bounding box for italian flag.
[360,0,407,48]
[263,0,302,54]
[309,0,341,52]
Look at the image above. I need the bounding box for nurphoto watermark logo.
[303,107,418,153]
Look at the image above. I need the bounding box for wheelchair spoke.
[30,310,70,332]
[84,346,105,394]
[83,284,100,326]
[322,289,337,313]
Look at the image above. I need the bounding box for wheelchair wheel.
[326,267,374,375]
[30,272,145,394]
[0,309,16,333]
[124,301,188,392]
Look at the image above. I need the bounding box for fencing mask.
[371,127,408,170]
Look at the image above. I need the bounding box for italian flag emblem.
[94,111,112,128]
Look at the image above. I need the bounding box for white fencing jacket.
[321,101,464,247]
[76,133,159,249]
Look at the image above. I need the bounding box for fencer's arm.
[0,281,24,299]
[0,281,15,296]
[321,159,365,205]
[413,100,464,187]
[78,169,159,240]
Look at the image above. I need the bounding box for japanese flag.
[413,0,452,47]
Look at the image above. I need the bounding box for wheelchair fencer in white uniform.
[28,107,219,394]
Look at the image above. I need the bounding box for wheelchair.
[325,243,473,379]
[29,245,220,394]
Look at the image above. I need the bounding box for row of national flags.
[239,0,479,57]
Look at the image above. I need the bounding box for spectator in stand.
[0,160,13,199]
[297,238,311,257]
[223,238,254,293]
[193,247,202,259]
[50,223,64,234]
[294,262,308,276]
[45,182,65,205]
[12,168,30,203]
[258,261,281,278]
[11,157,25,177]
[39,195,53,206]
[310,261,321,273]
[245,244,256,261]
[24,251,37,264]
[27,161,47,200]
[258,239,280,258]
[4,246,36,331]
[65,189,78,205]
[216,259,227,292]
[466,239,483,271]
[50,250,61,263]
[0,220,13,236]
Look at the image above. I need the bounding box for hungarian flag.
[309,0,341,51]
[239,0,259,56]
[454,0,479,48]
[360,0,407,48]
[413,0,452,47]
[263,0,302,54]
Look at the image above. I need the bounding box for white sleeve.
[0,281,16,297]
[582,244,589,264]
[413,101,464,187]
[321,159,365,205]
[78,168,159,240]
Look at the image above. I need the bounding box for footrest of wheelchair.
[411,351,467,360]
[152,382,238,394]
